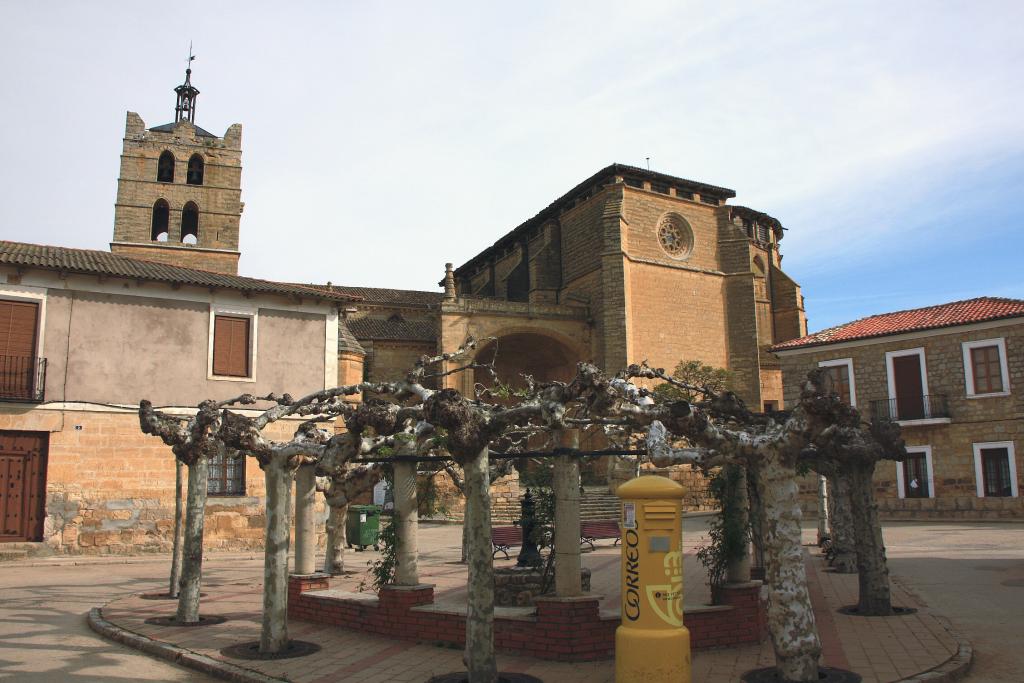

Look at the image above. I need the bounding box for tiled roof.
[771,297,1024,351]
[149,122,217,138]
[338,319,365,354]
[348,316,438,343]
[297,283,444,307]
[454,163,736,278]
[0,240,359,303]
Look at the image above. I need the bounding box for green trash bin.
[346,505,381,551]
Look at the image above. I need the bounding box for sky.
[2,1,1022,332]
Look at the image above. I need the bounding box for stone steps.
[0,549,29,562]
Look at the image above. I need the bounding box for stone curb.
[893,618,972,682]
[86,607,286,683]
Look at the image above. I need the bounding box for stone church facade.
[0,67,807,554]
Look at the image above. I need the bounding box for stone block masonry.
[1,408,324,555]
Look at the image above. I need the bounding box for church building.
[0,65,808,554]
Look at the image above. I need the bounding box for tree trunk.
[726,464,752,584]
[324,503,347,575]
[175,456,209,623]
[169,459,186,598]
[393,460,420,586]
[758,453,821,682]
[293,465,317,576]
[746,462,767,574]
[847,462,893,615]
[461,514,469,564]
[816,475,830,546]
[827,475,857,574]
[463,447,497,683]
[261,457,294,654]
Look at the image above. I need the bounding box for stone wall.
[0,407,326,555]
[607,461,715,512]
[778,318,1024,519]
[425,468,522,523]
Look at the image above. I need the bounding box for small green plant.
[696,464,750,587]
[652,359,732,403]
[360,465,397,592]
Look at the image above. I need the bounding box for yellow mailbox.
[615,475,690,683]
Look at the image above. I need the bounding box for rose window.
[657,215,693,259]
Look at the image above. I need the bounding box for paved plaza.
[1,519,1021,681]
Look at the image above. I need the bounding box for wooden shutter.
[0,300,38,358]
[213,315,250,377]
[892,355,924,419]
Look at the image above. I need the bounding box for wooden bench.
[491,526,523,559]
[580,520,621,550]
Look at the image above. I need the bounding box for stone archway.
[472,331,578,391]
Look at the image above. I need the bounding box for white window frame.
[208,305,258,382]
[885,347,930,403]
[961,337,1010,398]
[972,441,1019,498]
[895,445,934,499]
[818,357,857,406]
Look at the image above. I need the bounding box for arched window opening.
[157,151,175,183]
[181,202,199,245]
[752,255,766,275]
[151,199,170,241]
[187,154,205,185]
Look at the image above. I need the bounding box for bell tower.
[111,56,243,275]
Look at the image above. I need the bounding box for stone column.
[554,429,582,597]
[393,460,420,585]
[293,464,317,576]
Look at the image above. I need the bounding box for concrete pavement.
[2,519,1017,681]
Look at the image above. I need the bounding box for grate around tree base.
[143,614,227,627]
[220,640,322,661]
[837,605,917,617]
[741,666,862,683]
[427,674,543,683]
[138,592,206,601]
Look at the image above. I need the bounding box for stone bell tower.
[111,58,243,274]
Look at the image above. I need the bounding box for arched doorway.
[472,332,578,391]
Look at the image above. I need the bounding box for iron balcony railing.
[0,355,46,402]
[871,394,949,422]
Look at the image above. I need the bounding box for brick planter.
[288,575,766,661]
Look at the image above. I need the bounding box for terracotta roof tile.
[293,283,444,307]
[771,297,1024,351]
[348,317,437,343]
[0,240,359,303]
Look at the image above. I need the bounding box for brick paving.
[95,525,963,682]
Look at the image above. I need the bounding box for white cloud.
[1,1,1022,298]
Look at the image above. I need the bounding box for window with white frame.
[884,347,930,421]
[972,441,1018,498]
[962,338,1010,397]
[818,358,856,406]
[208,307,257,381]
[895,446,934,499]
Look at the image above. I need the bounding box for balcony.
[0,356,46,402]
[870,394,950,425]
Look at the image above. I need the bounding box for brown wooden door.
[892,355,924,420]
[0,300,39,399]
[0,431,48,542]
